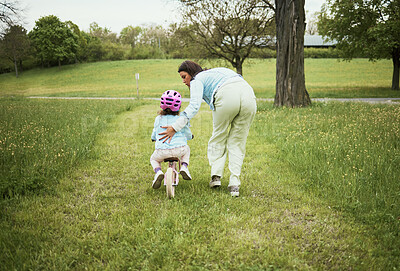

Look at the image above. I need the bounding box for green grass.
[0,58,398,99]
[0,100,399,269]
[254,102,400,262]
[0,97,142,197]
[0,58,399,269]
[303,59,396,98]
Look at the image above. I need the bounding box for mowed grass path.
[0,102,392,270]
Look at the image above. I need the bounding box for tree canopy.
[0,25,30,77]
[0,1,22,32]
[120,25,142,48]
[318,0,400,90]
[179,0,275,75]
[29,15,79,67]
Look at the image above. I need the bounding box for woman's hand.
[159,126,176,143]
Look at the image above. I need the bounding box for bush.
[304,47,340,58]
[126,45,165,60]
[102,42,128,61]
[249,47,277,58]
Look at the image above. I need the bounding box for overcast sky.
[21,0,325,34]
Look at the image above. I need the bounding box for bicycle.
[151,136,193,199]
[163,157,180,199]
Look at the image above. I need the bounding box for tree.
[81,32,105,62]
[29,15,79,67]
[0,1,22,32]
[164,23,197,58]
[89,22,118,43]
[120,25,141,48]
[318,0,400,90]
[0,25,30,77]
[274,0,311,107]
[65,20,87,62]
[179,0,275,75]
[306,11,319,35]
[139,24,166,49]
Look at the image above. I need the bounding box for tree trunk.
[274,0,311,107]
[236,60,243,76]
[19,59,23,73]
[392,47,400,90]
[13,57,18,78]
[231,58,243,75]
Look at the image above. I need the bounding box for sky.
[20,0,325,34]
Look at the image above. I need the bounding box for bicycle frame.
[164,160,180,186]
[163,157,181,198]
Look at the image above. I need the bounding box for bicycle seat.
[164,157,179,162]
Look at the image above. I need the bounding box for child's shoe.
[180,165,192,180]
[152,170,164,189]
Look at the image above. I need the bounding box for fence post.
[135,73,140,98]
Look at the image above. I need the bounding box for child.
[150,90,193,189]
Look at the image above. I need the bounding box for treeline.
[0,15,187,75]
[0,15,339,76]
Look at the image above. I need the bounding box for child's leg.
[179,145,190,166]
[150,149,166,189]
[174,145,192,180]
[150,150,162,171]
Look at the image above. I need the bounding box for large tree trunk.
[392,47,400,90]
[274,0,311,107]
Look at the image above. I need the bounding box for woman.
[159,60,257,197]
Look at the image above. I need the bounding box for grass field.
[0,58,398,99]
[1,100,399,269]
[0,59,399,269]
[0,97,142,196]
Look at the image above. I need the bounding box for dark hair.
[178,60,203,79]
[158,108,179,116]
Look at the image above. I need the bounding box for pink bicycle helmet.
[160,90,182,112]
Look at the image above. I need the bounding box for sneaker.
[209,175,221,188]
[152,170,164,189]
[228,186,239,197]
[180,165,192,180]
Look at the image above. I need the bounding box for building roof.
[304,35,336,47]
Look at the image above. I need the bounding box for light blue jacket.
[172,67,242,132]
[151,114,192,149]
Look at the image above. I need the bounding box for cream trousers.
[208,79,257,187]
[150,145,190,170]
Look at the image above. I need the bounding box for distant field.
[0,58,397,98]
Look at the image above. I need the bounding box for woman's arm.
[172,80,203,132]
[159,80,203,142]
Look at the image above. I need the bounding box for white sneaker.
[209,175,221,188]
[152,170,164,189]
[180,165,192,180]
[228,186,239,197]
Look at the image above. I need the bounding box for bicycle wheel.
[165,168,175,199]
